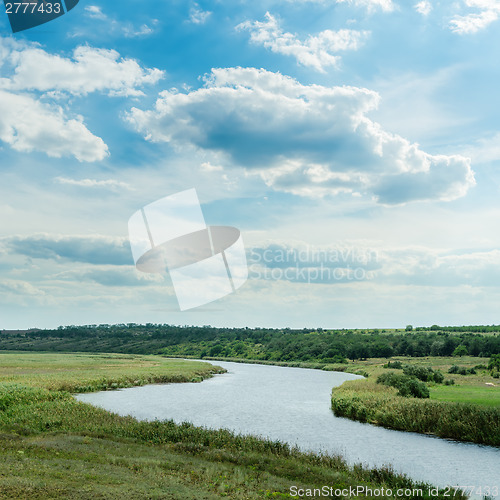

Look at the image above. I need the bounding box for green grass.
[324,356,499,403]
[0,352,224,392]
[0,352,457,499]
[430,385,500,407]
[331,379,500,446]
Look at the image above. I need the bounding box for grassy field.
[431,385,500,407]
[330,356,500,445]
[0,352,453,499]
[0,352,224,392]
[323,356,499,406]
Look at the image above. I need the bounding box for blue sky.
[1,0,500,329]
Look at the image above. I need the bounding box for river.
[75,361,499,496]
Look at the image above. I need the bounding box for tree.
[453,345,468,357]
[405,325,413,332]
[488,354,500,373]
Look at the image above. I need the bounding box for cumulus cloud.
[336,0,394,11]
[450,0,500,34]
[55,177,133,191]
[4,234,132,266]
[237,13,368,72]
[288,0,394,11]
[0,37,163,160]
[0,90,108,161]
[84,5,107,20]
[126,67,475,205]
[189,4,212,24]
[415,1,432,16]
[0,43,164,97]
[123,24,155,38]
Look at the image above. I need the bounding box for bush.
[384,361,403,369]
[376,373,430,398]
[433,370,444,384]
[403,365,435,382]
[398,379,430,399]
[444,379,455,386]
[448,365,475,376]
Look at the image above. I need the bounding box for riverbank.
[0,352,456,499]
[331,379,500,446]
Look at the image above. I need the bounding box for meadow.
[0,351,225,392]
[330,356,500,445]
[0,352,454,499]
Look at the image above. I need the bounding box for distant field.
[0,352,224,392]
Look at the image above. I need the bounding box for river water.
[75,361,499,496]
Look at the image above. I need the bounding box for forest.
[1,324,499,363]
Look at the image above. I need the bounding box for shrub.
[376,373,429,398]
[448,365,475,376]
[398,378,430,398]
[433,370,444,384]
[384,361,403,369]
[444,379,455,386]
[403,365,434,382]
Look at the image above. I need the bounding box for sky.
[1,0,500,330]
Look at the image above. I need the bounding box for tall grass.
[331,380,500,446]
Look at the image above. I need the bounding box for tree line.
[0,324,499,362]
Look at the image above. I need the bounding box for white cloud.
[336,0,394,12]
[200,162,223,172]
[189,4,212,24]
[123,24,155,38]
[415,1,432,16]
[0,42,164,97]
[85,5,107,20]
[237,13,368,72]
[458,132,500,164]
[4,233,131,265]
[0,279,45,296]
[54,177,133,191]
[450,0,500,34]
[126,67,475,205]
[0,90,108,162]
[379,247,500,287]
[287,0,393,11]
[0,37,164,160]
